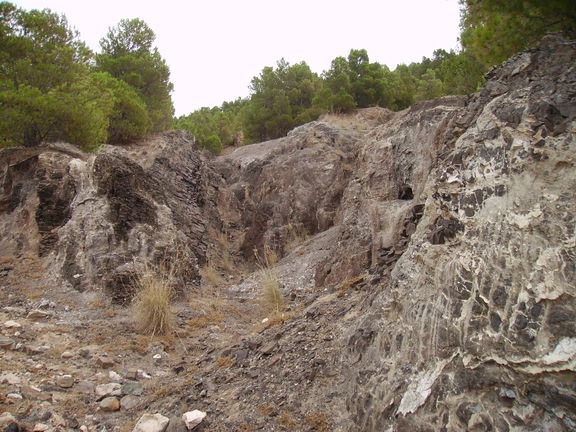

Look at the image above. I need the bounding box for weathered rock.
[181,411,206,430]
[0,373,21,385]
[0,413,17,428]
[99,397,120,412]
[74,381,95,394]
[132,413,170,432]
[95,383,121,398]
[0,132,221,302]
[120,395,139,411]
[165,417,187,432]
[60,351,74,359]
[121,381,143,396]
[108,371,122,382]
[3,320,21,328]
[55,375,74,388]
[0,336,14,350]
[95,356,115,369]
[21,385,51,401]
[339,34,576,431]
[26,310,50,320]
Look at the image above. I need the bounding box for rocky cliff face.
[0,35,574,432]
[206,34,575,431]
[339,34,576,431]
[0,131,221,302]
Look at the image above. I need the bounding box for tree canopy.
[0,2,111,150]
[0,4,174,150]
[3,1,572,151]
[460,0,576,66]
[96,18,174,134]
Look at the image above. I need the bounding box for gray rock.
[74,381,95,394]
[121,381,144,396]
[131,414,170,432]
[120,395,140,411]
[165,417,187,432]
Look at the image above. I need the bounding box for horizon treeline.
[1,0,574,152]
[176,48,485,152]
[176,0,576,153]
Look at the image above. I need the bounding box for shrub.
[131,260,175,335]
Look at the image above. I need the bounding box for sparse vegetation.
[131,260,176,336]
[305,411,329,432]
[255,246,284,313]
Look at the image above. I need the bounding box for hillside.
[0,34,575,432]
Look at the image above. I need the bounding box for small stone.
[25,345,48,355]
[121,381,144,396]
[27,310,50,320]
[1,373,22,385]
[5,422,19,432]
[108,371,122,382]
[80,426,88,432]
[4,321,21,329]
[165,417,187,432]
[60,351,74,359]
[235,349,249,363]
[32,423,50,432]
[261,318,269,324]
[21,385,51,401]
[267,355,282,367]
[260,342,276,355]
[6,393,23,400]
[96,356,115,368]
[137,370,151,379]
[120,395,139,410]
[74,381,95,394]
[132,413,170,432]
[56,375,74,388]
[50,413,66,427]
[125,369,138,380]
[0,413,17,427]
[181,410,206,430]
[99,397,120,412]
[152,354,162,360]
[0,336,14,350]
[95,383,121,398]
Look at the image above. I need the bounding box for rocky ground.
[1,34,576,432]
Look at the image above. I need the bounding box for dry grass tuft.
[255,246,284,313]
[336,274,365,297]
[306,411,329,432]
[199,261,225,293]
[131,260,176,336]
[278,410,296,428]
[285,223,309,252]
[254,311,294,332]
[213,355,234,369]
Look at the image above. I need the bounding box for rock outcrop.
[0,131,221,302]
[200,34,576,431]
[339,34,576,431]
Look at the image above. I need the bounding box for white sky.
[14,0,463,116]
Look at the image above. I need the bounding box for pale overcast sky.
[14,0,463,116]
